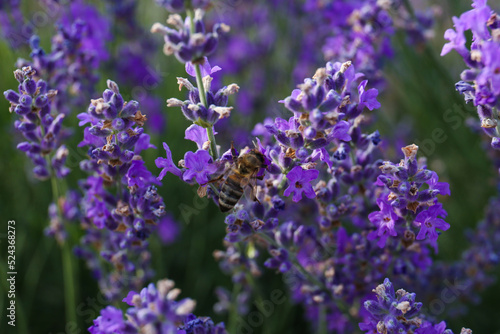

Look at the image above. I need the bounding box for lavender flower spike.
[359,278,471,334]
[89,279,227,334]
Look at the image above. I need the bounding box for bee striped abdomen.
[219,173,244,212]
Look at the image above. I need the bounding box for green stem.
[186,7,219,159]
[318,304,327,334]
[193,42,218,159]
[43,152,77,326]
[227,282,242,333]
[205,125,219,159]
[62,238,77,326]
[194,62,208,107]
[349,142,357,166]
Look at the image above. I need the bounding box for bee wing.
[209,160,232,184]
[242,172,261,203]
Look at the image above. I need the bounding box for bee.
[218,146,266,212]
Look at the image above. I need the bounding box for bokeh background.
[0,0,499,333]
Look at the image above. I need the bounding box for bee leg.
[231,141,238,160]
[200,180,221,197]
[207,174,224,184]
[249,186,261,204]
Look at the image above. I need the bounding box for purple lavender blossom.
[415,204,450,251]
[18,15,106,115]
[359,278,463,334]
[182,150,218,185]
[58,0,111,63]
[4,66,68,180]
[89,279,227,334]
[441,0,500,152]
[370,144,450,252]
[156,142,182,180]
[151,10,229,64]
[76,80,166,301]
[368,198,401,248]
[186,57,221,77]
[166,75,239,128]
[284,166,319,202]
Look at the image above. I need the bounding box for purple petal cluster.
[267,61,379,152]
[166,75,239,127]
[284,166,319,202]
[151,9,229,64]
[359,278,465,334]
[75,80,168,301]
[89,279,227,334]
[441,0,500,154]
[370,144,450,251]
[4,66,69,180]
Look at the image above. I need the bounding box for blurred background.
[0,0,499,333]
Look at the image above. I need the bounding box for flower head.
[368,198,400,248]
[284,166,319,202]
[90,279,226,334]
[360,279,455,334]
[415,204,450,252]
[358,80,381,111]
[182,150,217,185]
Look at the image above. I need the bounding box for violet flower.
[76,80,168,301]
[441,0,500,155]
[370,144,450,252]
[89,279,227,334]
[368,198,401,248]
[151,9,229,64]
[415,204,450,251]
[156,142,183,180]
[4,66,68,180]
[359,278,465,334]
[182,149,218,185]
[284,166,319,202]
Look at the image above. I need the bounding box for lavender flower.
[182,150,218,185]
[441,0,500,154]
[283,166,319,202]
[156,142,182,180]
[368,198,401,248]
[4,66,68,180]
[90,279,227,334]
[76,80,167,301]
[359,278,468,334]
[151,9,229,64]
[369,144,450,251]
[166,75,238,128]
